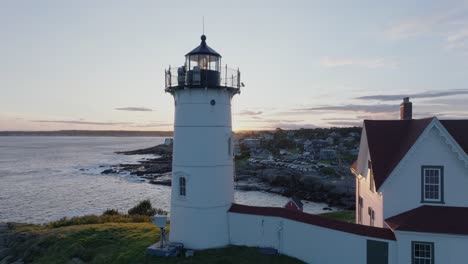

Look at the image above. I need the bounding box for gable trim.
[378,118,468,192]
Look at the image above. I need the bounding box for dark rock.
[101,169,116,174]
[116,144,172,155]
[149,172,172,186]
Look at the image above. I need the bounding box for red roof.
[357,118,468,190]
[440,120,468,152]
[385,205,468,235]
[229,203,395,240]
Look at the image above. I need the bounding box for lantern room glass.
[186,54,220,72]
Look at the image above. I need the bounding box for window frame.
[421,166,444,204]
[412,241,434,264]
[368,160,375,193]
[358,196,363,224]
[368,206,375,227]
[179,176,186,197]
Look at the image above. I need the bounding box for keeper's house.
[351,97,468,264]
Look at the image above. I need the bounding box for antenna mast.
[202,16,205,35]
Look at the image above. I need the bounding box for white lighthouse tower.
[165,35,241,249]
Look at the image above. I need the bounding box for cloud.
[434,112,468,119]
[298,104,398,113]
[32,120,133,126]
[322,117,359,121]
[320,57,398,69]
[130,122,173,128]
[355,89,468,101]
[447,28,468,49]
[263,123,319,130]
[114,107,153,112]
[327,121,363,127]
[385,7,468,53]
[236,110,263,116]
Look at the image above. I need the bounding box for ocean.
[0,136,333,223]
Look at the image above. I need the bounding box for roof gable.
[365,118,433,189]
[361,118,468,190]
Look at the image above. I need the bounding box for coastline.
[106,144,355,210]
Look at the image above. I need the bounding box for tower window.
[179,177,186,196]
[210,99,216,106]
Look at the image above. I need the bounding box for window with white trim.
[422,166,443,203]
[368,160,375,192]
[179,177,186,196]
[412,241,434,264]
[368,207,375,227]
[358,196,363,224]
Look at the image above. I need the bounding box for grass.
[4,217,304,264]
[319,210,355,223]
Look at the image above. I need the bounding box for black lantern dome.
[164,35,241,93]
[185,35,221,72]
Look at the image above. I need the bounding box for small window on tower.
[179,177,186,196]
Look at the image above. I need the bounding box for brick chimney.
[400,97,412,120]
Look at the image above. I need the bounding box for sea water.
[0,136,333,223]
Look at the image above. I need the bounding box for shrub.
[102,209,120,216]
[320,167,337,176]
[46,214,150,228]
[128,199,167,216]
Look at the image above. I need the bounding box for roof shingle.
[385,205,468,235]
[358,118,468,190]
[229,203,395,240]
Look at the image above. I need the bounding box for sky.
[1,0,468,131]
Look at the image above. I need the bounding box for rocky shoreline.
[103,144,355,209]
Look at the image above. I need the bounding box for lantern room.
[186,35,221,72]
[164,35,241,93]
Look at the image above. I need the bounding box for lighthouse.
[165,35,241,249]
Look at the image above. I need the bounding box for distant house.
[284,197,304,212]
[261,133,274,141]
[164,138,174,145]
[342,136,355,143]
[319,148,336,160]
[349,148,359,156]
[326,137,334,145]
[250,149,273,160]
[242,138,261,150]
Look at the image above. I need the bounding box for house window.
[179,177,186,196]
[358,196,363,224]
[368,207,375,227]
[421,166,444,203]
[412,241,434,264]
[368,160,375,192]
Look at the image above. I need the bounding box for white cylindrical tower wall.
[169,88,235,249]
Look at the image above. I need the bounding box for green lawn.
[3,222,304,264]
[319,210,355,223]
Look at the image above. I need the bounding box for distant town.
[235,127,361,177]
